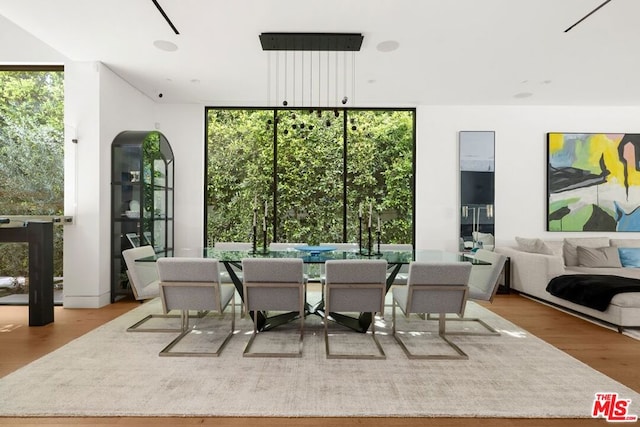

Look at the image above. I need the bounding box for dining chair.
[392,261,471,359]
[323,259,387,359]
[157,257,235,357]
[241,257,306,357]
[445,249,507,336]
[122,246,181,332]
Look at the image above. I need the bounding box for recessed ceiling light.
[514,92,533,99]
[376,40,399,52]
[153,40,178,52]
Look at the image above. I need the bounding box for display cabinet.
[111,130,174,302]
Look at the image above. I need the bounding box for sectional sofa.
[495,237,640,331]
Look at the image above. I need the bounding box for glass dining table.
[138,247,488,333]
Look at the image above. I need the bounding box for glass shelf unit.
[110,130,174,302]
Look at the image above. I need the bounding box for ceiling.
[0,0,638,107]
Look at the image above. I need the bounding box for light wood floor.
[0,293,638,426]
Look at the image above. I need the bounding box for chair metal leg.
[324,312,385,359]
[393,302,468,360]
[426,313,500,336]
[243,308,303,358]
[159,297,235,357]
[127,313,182,332]
[127,309,208,333]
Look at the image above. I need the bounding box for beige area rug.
[0,297,639,418]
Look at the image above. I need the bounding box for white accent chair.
[157,257,235,357]
[241,258,306,357]
[122,246,180,332]
[447,249,507,335]
[324,259,387,359]
[392,262,471,359]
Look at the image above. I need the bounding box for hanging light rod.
[564,0,612,33]
[259,33,363,51]
[151,0,180,35]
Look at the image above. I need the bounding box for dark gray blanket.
[546,274,640,311]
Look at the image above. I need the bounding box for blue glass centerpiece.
[294,246,337,256]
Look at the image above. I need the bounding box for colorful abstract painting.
[548,132,640,232]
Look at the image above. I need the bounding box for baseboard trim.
[63,293,111,308]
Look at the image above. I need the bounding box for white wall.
[63,62,155,307]
[416,105,640,252]
[152,104,205,253]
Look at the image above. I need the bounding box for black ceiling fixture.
[151,0,180,35]
[261,33,363,108]
[259,33,363,51]
[564,0,612,33]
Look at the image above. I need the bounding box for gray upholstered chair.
[446,249,507,335]
[122,246,180,332]
[392,261,471,359]
[324,259,387,359]
[241,257,306,357]
[157,257,235,357]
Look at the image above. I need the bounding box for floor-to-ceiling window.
[205,107,414,246]
[0,67,64,299]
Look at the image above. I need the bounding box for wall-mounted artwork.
[548,132,640,231]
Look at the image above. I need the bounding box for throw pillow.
[563,237,610,267]
[618,248,640,268]
[515,237,554,255]
[611,239,640,248]
[576,246,622,268]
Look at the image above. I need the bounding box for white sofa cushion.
[546,240,565,257]
[611,238,640,248]
[563,237,610,266]
[576,246,622,268]
[515,237,554,255]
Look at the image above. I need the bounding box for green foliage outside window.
[206,108,414,247]
[0,70,64,285]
